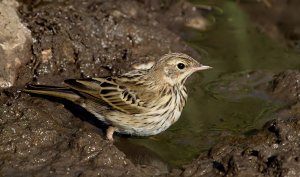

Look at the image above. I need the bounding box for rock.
[271,70,300,103]
[0,0,32,90]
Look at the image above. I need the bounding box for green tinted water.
[131,1,300,166]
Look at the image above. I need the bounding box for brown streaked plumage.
[24,53,211,141]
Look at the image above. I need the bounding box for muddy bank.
[0,0,205,176]
[181,116,300,176]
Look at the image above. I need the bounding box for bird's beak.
[194,65,212,71]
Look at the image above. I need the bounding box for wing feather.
[65,78,146,114]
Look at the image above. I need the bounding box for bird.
[24,53,211,141]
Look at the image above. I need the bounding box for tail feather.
[24,85,81,102]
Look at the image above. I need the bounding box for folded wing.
[65,78,146,114]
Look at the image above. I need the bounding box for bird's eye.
[177,63,185,70]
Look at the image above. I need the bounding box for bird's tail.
[24,85,81,102]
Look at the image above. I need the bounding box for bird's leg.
[106,126,115,141]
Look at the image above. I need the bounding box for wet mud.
[1,0,300,177]
[1,0,203,176]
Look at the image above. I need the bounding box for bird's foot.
[106,126,115,142]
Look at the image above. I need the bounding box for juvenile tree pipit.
[25,53,211,141]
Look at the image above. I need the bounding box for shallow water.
[130,1,300,166]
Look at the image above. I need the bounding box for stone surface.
[271,70,300,103]
[0,0,32,89]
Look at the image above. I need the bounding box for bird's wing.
[64,78,146,114]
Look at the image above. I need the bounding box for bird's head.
[151,53,211,85]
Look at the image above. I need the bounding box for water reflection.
[131,1,300,166]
